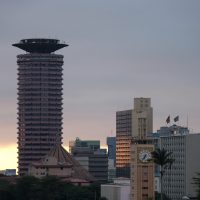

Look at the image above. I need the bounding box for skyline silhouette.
[0,0,200,170]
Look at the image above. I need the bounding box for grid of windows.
[116,110,132,178]
[16,52,65,176]
[161,136,186,200]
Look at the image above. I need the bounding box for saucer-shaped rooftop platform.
[12,38,68,53]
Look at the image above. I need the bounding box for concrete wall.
[186,134,200,198]
[132,98,153,138]
[29,155,73,178]
[160,133,200,199]
[101,183,130,200]
[74,156,89,170]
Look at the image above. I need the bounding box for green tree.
[0,179,15,200]
[193,172,200,200]
[15,176,41,200]
[39,176,63,200]
[0,176,103,200]
[152,148,174,200]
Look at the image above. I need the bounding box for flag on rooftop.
[174,115,179,122]
[166,115,170,124]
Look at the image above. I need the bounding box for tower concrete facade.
[130,98,154,200]
[13,38,68,176]
[116,98,153,178]
[130,141,155,200]
[132,98,153,139]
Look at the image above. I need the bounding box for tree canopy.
[152,148,174,171]
[151,148,174,200]
[0,176,102,200]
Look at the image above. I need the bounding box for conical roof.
[45,144,95,182]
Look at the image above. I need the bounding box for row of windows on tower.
[19,128,62,131]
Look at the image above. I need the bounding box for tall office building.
[69,138,100,153]
[132,98,153,139]
[13,38,68,176]
[116,110,132,178]
[116,98,153,178]
[107,137,116,181]
[147,125,200,199]
[160,131,200,200]
[107,137,116,161]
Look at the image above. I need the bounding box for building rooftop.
[31,144,95,182]
[12,38,68,53]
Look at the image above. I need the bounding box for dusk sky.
[0,0,200,169]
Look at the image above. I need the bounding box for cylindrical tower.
[13,38,68,176]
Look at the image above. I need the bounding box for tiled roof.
[33,144,95,182]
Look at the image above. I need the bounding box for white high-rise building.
[160,133,200,200]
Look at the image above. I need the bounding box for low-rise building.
[0,169,16,176]
[101,178,130,200]
[29,144,94,185]
[71,138,108,182]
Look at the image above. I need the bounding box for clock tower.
[130,140,155,200]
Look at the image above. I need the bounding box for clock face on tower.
[139,149,152,163]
